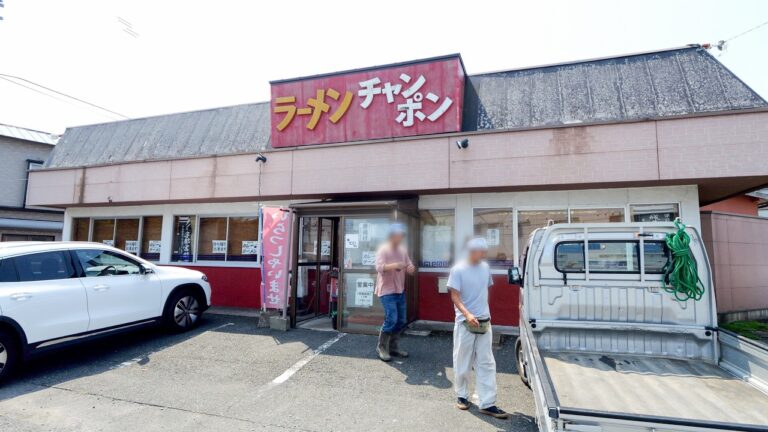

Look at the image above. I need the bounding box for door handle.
[10,292,32,301]
[93,285,110,292]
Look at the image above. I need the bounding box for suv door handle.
[10,292,32,301]
[93,285,110,292]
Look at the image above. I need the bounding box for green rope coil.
[662,218,705,301]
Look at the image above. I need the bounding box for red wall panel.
[417,272,519,326]
[168,266,262,309]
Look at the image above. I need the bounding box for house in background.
[0,124,63,241]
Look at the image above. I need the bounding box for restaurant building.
[26,45,768,333]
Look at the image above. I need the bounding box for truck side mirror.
[508,267,523,285]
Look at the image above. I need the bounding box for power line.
[716,18,768,51]
[0,73,129,119]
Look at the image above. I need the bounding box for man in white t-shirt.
[447,237,509,419]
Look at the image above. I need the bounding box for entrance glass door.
[339,216,389,332]
[295,217,336,322]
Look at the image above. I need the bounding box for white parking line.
[272,333,345,384]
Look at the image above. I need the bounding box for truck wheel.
[0,329,20,384]
[515,337,530,389]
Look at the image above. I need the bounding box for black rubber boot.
[377,331,392,362]
[390,331,409,357]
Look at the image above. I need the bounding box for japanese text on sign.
[269,56,464,147]
[260,207,292,309]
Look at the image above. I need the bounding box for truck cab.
[512,223,768,432]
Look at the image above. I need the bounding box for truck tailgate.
[544,352,768,426]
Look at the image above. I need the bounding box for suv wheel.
[0,329,19,383]
[164,290,203,332]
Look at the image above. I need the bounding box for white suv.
[0,242,212,382]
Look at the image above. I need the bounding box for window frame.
[172,213,261,267]
[71,217,163,261]
[472,206,515,269]
[418,208,455,270]
[628,202,682,223]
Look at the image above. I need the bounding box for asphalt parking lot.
[0,313,536,432]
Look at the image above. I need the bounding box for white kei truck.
[510,223,768,432]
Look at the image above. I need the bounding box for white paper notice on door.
[361,250,376,266]
[242,240,259,255]
[358,223,370,242]
[148,240,162,254]
[212,240,227,254]
[355,277,375,307]
[486,228,500,246]
[345,234,359,249]
[321,240,331,256]
[124,240,139,254]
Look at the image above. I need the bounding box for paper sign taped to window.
[345,234,359,249]
[102,240,115,247]
[355,277,375,307]
[358,223,370,242]
[242,240,259,255]
[361,250,376,266]
[124,240,139,254]
[321,240,331,256]
[212,240,227,254]
[486,228,500,246]
[148,240,161,253]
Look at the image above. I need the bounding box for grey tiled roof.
[462,46,766,131]
[45,46,765,169]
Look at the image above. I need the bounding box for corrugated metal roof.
[0,123,58,145]
[47,102,270,168]
[462,46,766,131]
[45,46,766,169]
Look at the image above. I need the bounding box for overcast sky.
[1,0,767,134]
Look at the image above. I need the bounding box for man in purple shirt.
[374,223,415,362]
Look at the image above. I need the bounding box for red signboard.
[269,55,465,147]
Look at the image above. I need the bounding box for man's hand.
[465,313,480,328]
[406,264,416,275]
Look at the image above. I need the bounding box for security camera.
[255,153,267,163]
[456,138,469,149]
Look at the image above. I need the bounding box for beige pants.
[452,321,497,409]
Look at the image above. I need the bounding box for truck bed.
[543,352,768,426]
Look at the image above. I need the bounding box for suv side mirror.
[139,264,154,275]
[508,266,522,285]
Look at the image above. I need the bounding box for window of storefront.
[172,215,260,263]
[227,217,260,262]
[114,218,140,254]
[517,210,568,259]
[569,208,625,223]
[172,215,196,262]
[92,219,116,246]
[198,217,227,261]
[629,203,680,222]
[419,209,454,268]
[72,217,90,242]
[71,217,162,260]
[473,208,514,267]
[140,216,163,261]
